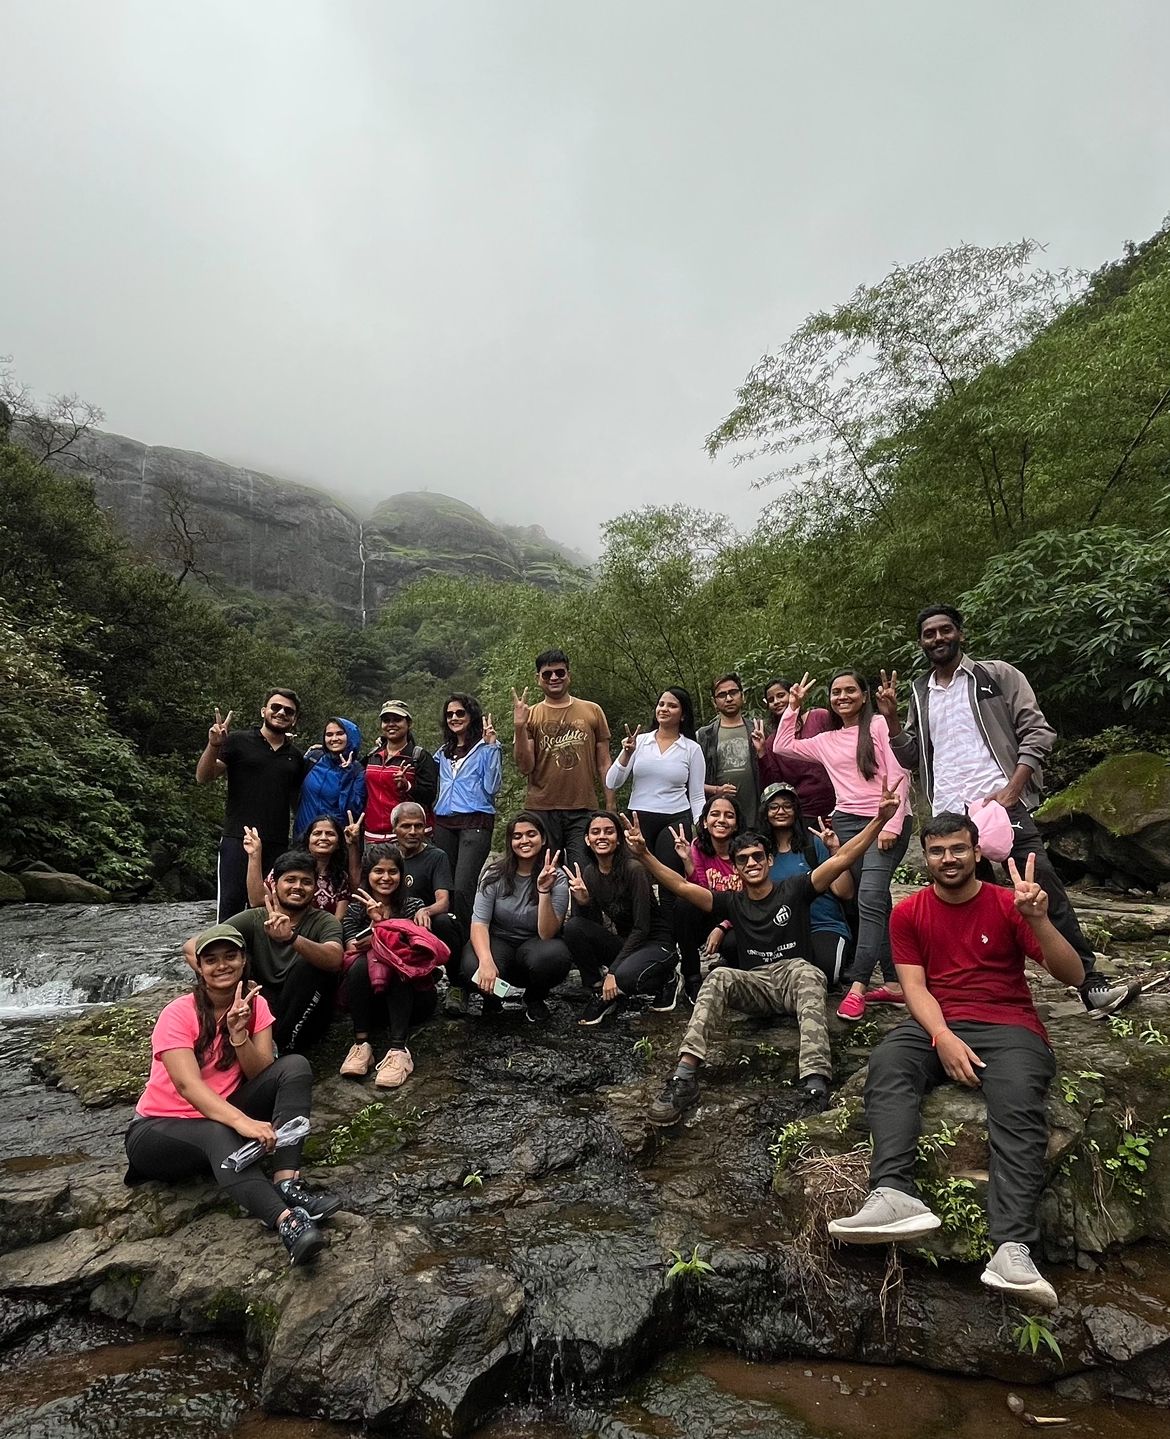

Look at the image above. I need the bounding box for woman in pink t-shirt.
[124,924,341,1266]
[775,670,912,1021]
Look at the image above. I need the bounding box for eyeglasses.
[732,849,767,867]
[714,689,741,701]
[268,703,296,716]
[445,708,468,719]
[540,668,568,680]
[767,800,796,812]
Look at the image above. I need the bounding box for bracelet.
[229,1036,248,1048]
[930,1029,949,1048]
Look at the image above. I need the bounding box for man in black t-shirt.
[390,802,465,1006]
[624,780,901,1124]
[196,688,308,921]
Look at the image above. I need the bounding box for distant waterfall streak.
[358,521,368,629]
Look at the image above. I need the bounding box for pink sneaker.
[339,1041,373,1078]
[374,1047,414,1088]
[837,991,867,1022]
[865,986,906,1006]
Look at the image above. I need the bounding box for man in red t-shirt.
[828,811,1084,1310]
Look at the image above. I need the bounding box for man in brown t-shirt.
[512,648,611,868]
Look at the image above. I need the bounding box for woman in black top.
[561,812,678,1026]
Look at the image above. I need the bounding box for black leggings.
[459,933,572,1001]
[562,916,676,997]
[124,1055,312,1228]
[636,809,690,958]
[430,823,494,930]
[344,954,438,1050]
[677,898,739,981]
[263,957,339,1054]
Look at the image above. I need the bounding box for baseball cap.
[761,782,799,807]
[194,924,247,957]
[379,700,412,721]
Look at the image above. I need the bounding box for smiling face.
[655,691,683,729]
[919,613,964,670]
[444,700,470,738]
[829,674,866,722]
[197,941,246,1001]
[703,798,738,844]
[323,722,348,753]
[274,868,314,912]
[510,820,545,865]
[731,843,769,887]
[262,693,298,733]
[924,829,980,889]
[586,815,620,859]
[380,713,409,750]
[367,857,402,899]
[765,793,797,833]
[765,683,790,719]
[537,662,570,701]
[307,820,339,857]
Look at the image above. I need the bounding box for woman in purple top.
[751,677,836,818]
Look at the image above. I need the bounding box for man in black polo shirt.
[624,779,900,1124]
[197,687,308,921]
[390,802,466,1010]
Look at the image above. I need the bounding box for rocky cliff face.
[37,426,586,616]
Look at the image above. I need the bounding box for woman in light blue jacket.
[432,694,503,928]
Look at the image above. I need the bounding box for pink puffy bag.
[966,797,1015,863]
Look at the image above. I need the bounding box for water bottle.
[220,1115,312,1171]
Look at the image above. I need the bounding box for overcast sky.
[3,2,1167,554]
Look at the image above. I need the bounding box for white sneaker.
[339,1041,373,1078]
[828,1187,942,1244]
[374,1047,414,1089]
[980,1242,1058,1310]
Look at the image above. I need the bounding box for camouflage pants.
[679,960,831,1079]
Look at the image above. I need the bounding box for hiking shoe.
[525,996,552,1025]
[836,991,867,1022]
[649,971,680,1013]
[1081,974,1141,1018]
[578,995,618,1027]
[339,1042,374,1078]
[277,1177,342,1222]
[864,986,905,1006]
[682,974,702,1008]
[374,1047,414,1089]
[647,1072,700,1125]
[801,1074,831,1112]
[980,1242,1058,1311]
[443,985,468,1018]
[277,1206,326,1266]
[480,993,504,1017]
[827,1187,942,1244]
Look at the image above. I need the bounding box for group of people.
[125,611,1136,1302]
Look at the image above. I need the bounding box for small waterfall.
[358,521,368,628]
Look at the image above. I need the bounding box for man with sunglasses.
[512,648,611,868]
[624,777,903,1124]
[696,672,760,822]
[197,688,308,922]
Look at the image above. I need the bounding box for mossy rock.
[1037,752,1170,889]
[34,983,182,1106]
[0,871,26,903]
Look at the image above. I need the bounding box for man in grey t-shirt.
[696,671,760,821]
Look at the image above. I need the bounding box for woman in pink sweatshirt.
[774,669,912,1022]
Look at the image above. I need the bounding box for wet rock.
[18,871,111,904]
[1038,752,1170,890]
[0,874,25,904]
[33,983,186,1106]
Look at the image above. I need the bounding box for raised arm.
[195,708,232,783]
[511,688,535,776]
[1008,855,1084,987]
[621,814,713,914]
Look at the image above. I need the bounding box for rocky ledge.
[1,894,1170,1434]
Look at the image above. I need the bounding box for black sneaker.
[578,995,618,1027]
[481,993,504,1016]
[277,1177,341,1222]
[525,996,552,1025]
[1080,973,1141,1018]
[649,971,680,1013]
[800,1074,831,1112]
[682,974,702,1009]
[647,1072,700,1125]
[277,1206,326,1266]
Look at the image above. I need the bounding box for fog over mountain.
[2,2,1167,556]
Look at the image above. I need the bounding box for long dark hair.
[694,793,743,858]
[361,843,410,918]
[583,810,642,906]
[653,686,696,741]
[826,669,878,781]
[482,811,550,898]
[758,789,813,855]
[292,814,348,889]
[764,677,794,733]
[193,949,253,1071]
[440,692,485,758]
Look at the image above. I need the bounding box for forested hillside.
[3,226,1169,893]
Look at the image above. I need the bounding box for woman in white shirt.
[605,688,705,1003]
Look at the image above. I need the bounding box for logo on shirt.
[540,727,588,769]
[405,875,414,888]
[980,933,989,944]
[772,906,792,928]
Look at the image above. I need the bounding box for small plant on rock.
[462,1170,484,1190]
[632,1035,654,1064]
[1012,1312,1063,1364]
[769,1119,810,1172]
[666,1245,715,1285]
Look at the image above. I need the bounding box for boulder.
[1037,752,1170,890]
[18,871,111,904]
[0,872,25,903]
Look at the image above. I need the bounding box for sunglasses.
[733,850,767,867]
[268,703,296,716]
[540,667,568,680]
[445,708,468,719]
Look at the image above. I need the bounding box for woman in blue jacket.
[432,694,502,929]
[294,718,366,836]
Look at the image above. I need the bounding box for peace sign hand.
[340,751,354,769]
[750,717,767,757]
[561,862,590,904]
[536,849,563,894]
[241,825,262,858]
[875,773,906,829]
[483,713,498,746]
[669,823,691,863]
[344,810,365,846]
[209,707,234,748]
[226,980,262,1045]
[620,812,648,859]
[620,723,642,757]
[352,887,388,922]
[511,687,530,727]
[787,673,814,710]
[263,889,294,943]
[813,815,840,854]
[1007,853,1048,922]
[875,669,899,721]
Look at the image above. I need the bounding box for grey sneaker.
[1081,974,1141,1019]
[827,1187,942,1244]
[980,1242,1058,1310]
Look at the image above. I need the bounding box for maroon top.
[761,707,835,819]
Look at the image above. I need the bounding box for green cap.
[193,923,247,956]
[760,782,799,807]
